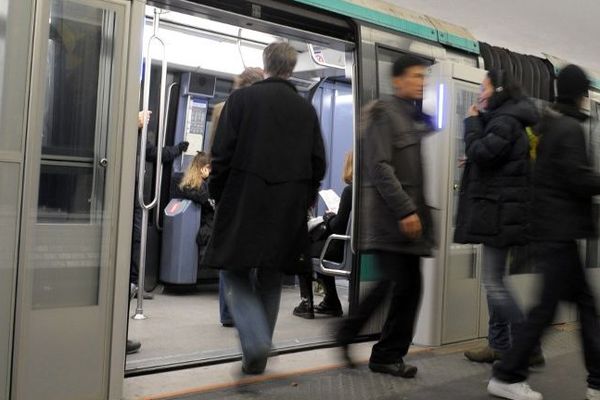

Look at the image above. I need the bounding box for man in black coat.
[203,42,326,375]
[337,55,434,378]
[489,65,600,400]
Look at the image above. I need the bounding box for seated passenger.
[173,152,214,260]
[293,151,353,319]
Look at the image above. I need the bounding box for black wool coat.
[454,97,539,247]
[202,78,326,273]
[530,103,600,241]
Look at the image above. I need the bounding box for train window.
[30,0,118,309]
[586,101,600,270]
[36,2,107,224]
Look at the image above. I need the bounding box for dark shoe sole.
[314,308,343,317]
[369,363,417,378]
[293,310,315,319]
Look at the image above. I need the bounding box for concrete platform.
[124,324,587,400]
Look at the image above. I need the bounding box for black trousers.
[299,272,341,307]
[337,251,422,364]
[493,241,600,389]
[130,206,143,284]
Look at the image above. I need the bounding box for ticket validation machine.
[173,72,215,173]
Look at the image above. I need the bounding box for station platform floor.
[124,324,587,400]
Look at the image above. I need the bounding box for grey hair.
[262,42,297,78]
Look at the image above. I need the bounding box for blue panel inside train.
[160,199,202,284]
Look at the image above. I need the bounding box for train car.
[1,0,599,399]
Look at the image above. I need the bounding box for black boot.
[293,299,314,319]
[314,299,343,317]
[126,339,141,355]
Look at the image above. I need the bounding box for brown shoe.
[464,346,502,363]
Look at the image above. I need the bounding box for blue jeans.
[219,271,233,325]
[221,268,283,371]
[482,245,526,353]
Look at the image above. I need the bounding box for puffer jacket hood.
[484,97,540,127]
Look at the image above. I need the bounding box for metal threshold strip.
[124,334,378,377]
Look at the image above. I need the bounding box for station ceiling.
[389,0,600,72]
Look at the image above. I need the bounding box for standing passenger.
[202,42,326,375]
[208,67,264,328]
[489,65,600,400]
[336,55,434,378]
[454,70,544,366]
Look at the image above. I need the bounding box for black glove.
[178,141,189,152]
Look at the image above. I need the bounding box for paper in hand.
[319,189,341,213]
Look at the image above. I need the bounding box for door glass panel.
[587,101,600,269]
[32,0,114,309]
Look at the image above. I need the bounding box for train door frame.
[585,91,600,312]
[118,0,362,381]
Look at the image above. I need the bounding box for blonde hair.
[342,151,353,185]
[233,67,264,89]
[179,152,210,190]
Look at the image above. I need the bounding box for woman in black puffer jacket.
[455,70,543,365]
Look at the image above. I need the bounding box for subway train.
[1,0,599,399]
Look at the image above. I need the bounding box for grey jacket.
[358,97,434,256]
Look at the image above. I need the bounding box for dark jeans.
[482,245,536,353]
[219,271,233,324]
[337,251,422,364]
[221,268,283,369]
[493,241,600,389]
[130,206,143,284]
[299,272,341,307]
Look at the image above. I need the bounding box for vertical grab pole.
[155,82,178,231]
[133,9,167,320]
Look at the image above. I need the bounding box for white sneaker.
[487,378,543,400]
[587,388,600,400]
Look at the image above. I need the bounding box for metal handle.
[99,158,108,167]
[155,82,179,231]
[134,8,167,321]
[318,234,352,277]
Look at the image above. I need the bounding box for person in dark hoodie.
[454,70,544,366]
[489,65,600,400]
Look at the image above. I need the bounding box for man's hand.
[177,141,189,152]
[138,110,152,129]
[398,213,422,240]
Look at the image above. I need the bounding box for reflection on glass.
[453,88,478,226]
[586,102,600,269]
[43,3,103,158]
[37,163,93,223]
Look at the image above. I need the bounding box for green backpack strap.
[526,126,539,160]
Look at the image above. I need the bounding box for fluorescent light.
[437,83,445,130]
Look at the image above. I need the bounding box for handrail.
[317,234,352,277]
[155,82,179,231]
[133,8,167,320]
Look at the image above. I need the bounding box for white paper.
[307,216,324,232]
[319,189,340,213]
